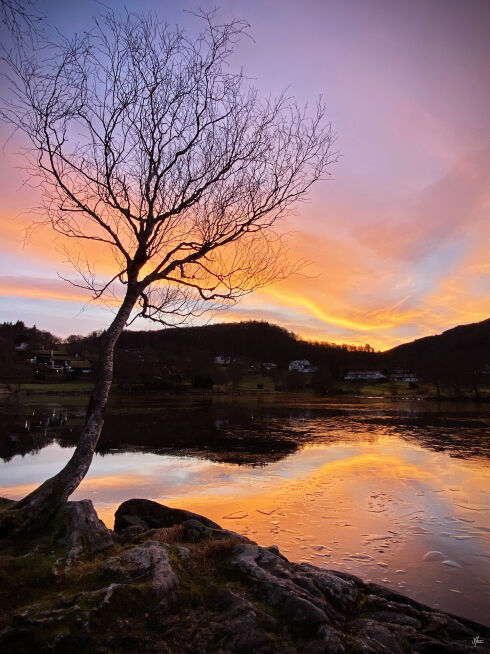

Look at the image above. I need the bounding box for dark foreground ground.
[0,498,488,654]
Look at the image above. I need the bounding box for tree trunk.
[9,286,140,527]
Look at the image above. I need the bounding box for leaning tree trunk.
[7,286,140,529]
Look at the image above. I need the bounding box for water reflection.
[0,396,489,625]
[1,396,489,464]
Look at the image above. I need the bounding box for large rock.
[114,498,221,532]
[233,542,489,653]
[101,540,178,603]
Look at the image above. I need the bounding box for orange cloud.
[0,137,488,350]
[0,275,92,304]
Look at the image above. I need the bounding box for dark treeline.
[69,321,379,392]
[385,318,490,363]
[0,321,58,383]
[384,318,490,398]
[115,321,377,370]
[1,318,489,397]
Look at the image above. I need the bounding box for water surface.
[1,395,489,625]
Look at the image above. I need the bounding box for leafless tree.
[1,10,335,525]
[0,0,44,48]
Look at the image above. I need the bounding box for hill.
[384,318,490,368]
[114,320,378,373]
[1,317,488,394]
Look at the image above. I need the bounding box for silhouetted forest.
[1,318,489,396]
[385,318,490,364]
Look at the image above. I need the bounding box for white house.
[390,369,418,383]
[289,359,316,373]
[214,355,231,365]
[344,371,386,381]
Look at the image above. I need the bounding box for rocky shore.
[0,497,488,653]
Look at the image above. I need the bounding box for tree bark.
[11,286,140,523]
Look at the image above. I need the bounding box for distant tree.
[1,10,335,526]
[418,354,444,399]
[65,334,83,344]
[312,366,334,395]
[0,336,30,387]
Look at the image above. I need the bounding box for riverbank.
[1,380,489,404]
[0,498,488,653]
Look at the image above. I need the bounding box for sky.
[0,0,489,350]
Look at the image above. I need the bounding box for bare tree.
[0,0,44,49]
[1,10,335,525]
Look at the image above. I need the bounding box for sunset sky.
[0,0,489,350]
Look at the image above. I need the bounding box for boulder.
[232,541,488,653]
[180,518,241,542]
[101,540,178,603]
[114,498,222,532]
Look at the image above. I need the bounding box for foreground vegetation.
[0,498,487,653]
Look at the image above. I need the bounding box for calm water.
[0,394,489,625]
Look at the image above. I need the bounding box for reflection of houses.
[390,368,418,383]
[289,359,317,373]
[344,371,386,381]
[214,355,231,366]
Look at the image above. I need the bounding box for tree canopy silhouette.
[1,9,335,526]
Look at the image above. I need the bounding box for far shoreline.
[1,382,489,405]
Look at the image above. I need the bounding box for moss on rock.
[0,499,488,654]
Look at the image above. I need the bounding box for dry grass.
[148,527,245,578]
[186,535,244,575]
[152,525,186,545]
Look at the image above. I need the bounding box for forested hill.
[2,317,489,374]
[383,318,490,369]
[116,317,490,367]
[115,320,378,373]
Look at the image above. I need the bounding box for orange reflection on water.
[2,432,489,625]
[87,441,490,624]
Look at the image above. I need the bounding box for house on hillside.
[289,359,317,373]
[30,349,71,372]
[390,369,418,383]
[214,355,231,366]
[261,362,277,371]
[29,349,92,374]
[344,371,386,382]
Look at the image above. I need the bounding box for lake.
[0,393,489,625]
